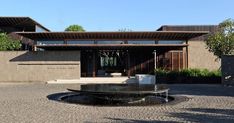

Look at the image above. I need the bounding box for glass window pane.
[35,25,47,32]
[109,57,114,66]
[67,41,94,44]
[128,41,155,44]
[100,57,104,67]
[97,41,124,44]
[113,57,117,66]
[37,41,64,45]
[157,40,184,44]
[104,57,109,66]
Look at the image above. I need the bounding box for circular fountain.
[63,83,170,106]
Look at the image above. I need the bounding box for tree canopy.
[0,33,21,51]
[205,19,234,59]
[65,25,85,32]
[118,28,133,32]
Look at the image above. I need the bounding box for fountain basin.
[68,84,169,104]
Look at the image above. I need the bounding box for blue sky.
[0,0,233,31]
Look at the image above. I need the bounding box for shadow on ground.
[105,108,234,123]
[105,117,179,123]
[168,108,234,123]
[169,84,234,97]
[47,92,76,102]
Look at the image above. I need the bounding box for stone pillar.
[222,55,234,85]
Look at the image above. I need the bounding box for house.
[0,17,220,82]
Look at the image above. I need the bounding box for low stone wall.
[188,40,221,70]
[222,55,234,85]
[0,51,80,82]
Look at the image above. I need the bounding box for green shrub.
[155,68,221,77]
[0,33,21,51]
[155,68,168,76]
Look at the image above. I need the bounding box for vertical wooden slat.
[178,52,180,70]
[171,52,173,70]
[186,41,189,68]
[180,52,183,70]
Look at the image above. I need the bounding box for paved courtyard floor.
[0,83,233,123]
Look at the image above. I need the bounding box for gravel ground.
[0,83,233,123]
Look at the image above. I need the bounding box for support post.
[33,45,37,51]
[154,50,157,70]
[154,50,157,87]
[33,41,37,51]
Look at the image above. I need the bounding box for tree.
[0,33,21,51]
[118,28,133,32]
[206,19,234,59]
[65,25,85,32]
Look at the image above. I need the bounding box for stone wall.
[0,51,80,82]
[188,40,220,70]
[222,55,234,85]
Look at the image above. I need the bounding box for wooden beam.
[36,44,189,47]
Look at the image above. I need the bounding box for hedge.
[155,68,221,77]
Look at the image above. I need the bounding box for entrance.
[81,50,127,77]
[98,50,127,76]
[81,48,186,77]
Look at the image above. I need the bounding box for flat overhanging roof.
[36,44,188,50]
[0,17,50,31]
[16,31,209,41]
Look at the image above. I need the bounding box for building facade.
[0,17,221,82]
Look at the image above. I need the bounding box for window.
[35,25,47,32]
[97,41,125,44]
[157,40,185,44]
[37,41,64,45]
[100,56,117,67]
[128,40,155,44]
[67,41,95,44]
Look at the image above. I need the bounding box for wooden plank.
[186,41,189,68]
[36,44,189,47]
[16,31,209,41]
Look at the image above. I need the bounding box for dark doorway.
[81,50,95,77]
[97,50,127,76]
[81,50,127,77]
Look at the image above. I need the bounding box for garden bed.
[157,76,221,84]
[155,68,221,84]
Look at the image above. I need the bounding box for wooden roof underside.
[36,44,188,50]
[0,17,50,31]
[16,31,208,41]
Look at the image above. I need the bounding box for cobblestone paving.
[0,83,233,123]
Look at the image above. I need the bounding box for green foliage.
[65,25,85,32]
[155,68,168,76]
[0,33,21,51]
[205,18,234,59]
[155,68,221,77]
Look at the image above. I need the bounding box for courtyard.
[0,83,233,123]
